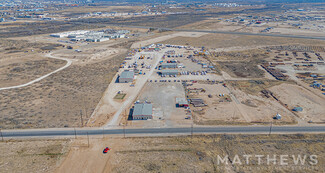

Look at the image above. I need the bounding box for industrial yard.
[87,41,324,128]
[0,1,325,172]
[1,31,324,129]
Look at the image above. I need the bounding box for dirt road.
[0,53,72,91]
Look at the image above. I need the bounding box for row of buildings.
[50,30,129,42]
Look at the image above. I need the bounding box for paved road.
[0,53,72,91]
[104,50,166,127]
[2,126,324,138]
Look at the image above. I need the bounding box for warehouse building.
[160,69,178,76]
[119,70,134,83]
[132,103,153,120]
[160,63,178,69]
[176,98,189,107]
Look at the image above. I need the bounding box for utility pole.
[0,129,3,142]
[269,120,273,136]
[74,128,77,139]
[125,109,128,125]
[191,123,193,138]
[102,127,104,139]
[80,110,84,127]
[87,132,90,148]
[83,96,88,118]
[123,125,126,138]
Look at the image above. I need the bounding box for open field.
[158,33,325,49]
[0,39,63,52]
[0,139,70,173]
[0,54,66,88]
[56,134,325,173]
[0,41,129,129]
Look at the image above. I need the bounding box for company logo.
[217,154,317,165]
[216,154,318,171]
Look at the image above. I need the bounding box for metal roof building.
[176,98,189,107]
[132,103,153,120]
[119,70,134,83]
[160,63,178,69]
[160,69,178,76]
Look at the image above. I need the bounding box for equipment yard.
[86,40,324,128]
[1,1,325,172]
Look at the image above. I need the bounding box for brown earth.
[56,134,325,173]
[0,139,70,173]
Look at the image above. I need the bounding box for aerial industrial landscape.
[0,0,324,172]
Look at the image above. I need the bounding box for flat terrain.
[0,139,70,173]
[0,54,66,88]
[188,81,296,125]
[0,39,130,129]
[56,134,325,173]
[270,83,325,123]
[158,33,325,49]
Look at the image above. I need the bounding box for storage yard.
[88,41,325,128]
[1,34,325,129]
[1,1,325,172]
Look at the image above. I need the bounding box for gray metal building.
[132,103,153,120]
[161,69,178,76]
[160,63,178,69]
[119,70,134,83]
[176,98,189,107]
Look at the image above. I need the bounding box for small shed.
[275,113,282,120]
[293,107,303,112]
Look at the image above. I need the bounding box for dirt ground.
[0,39,130,129]
[0,139,70,173]
[158,33,325,49]
[131,32,207,48]
[270,83,325,123]
[189,81,296,125]
[56,134,325,173]
[130,82,191,128]
[0,53,66,87]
